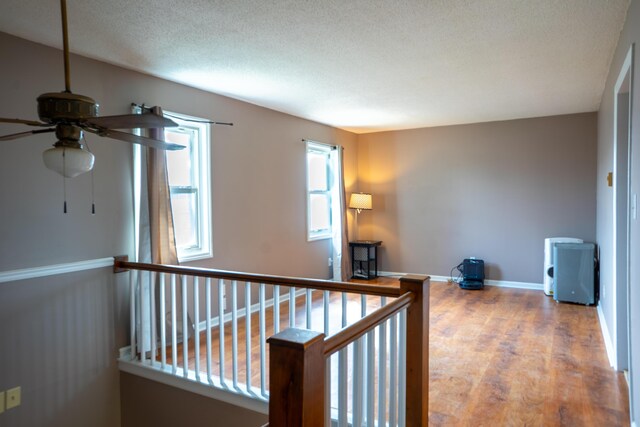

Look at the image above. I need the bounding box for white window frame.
[306,141,334,241]
[164,111,212,262]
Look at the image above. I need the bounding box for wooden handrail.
[114,259,401,298]
[323,291,414,357]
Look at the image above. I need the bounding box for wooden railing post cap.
[400,274,429,283]
[400,274,429,294]
[267,328,325,350]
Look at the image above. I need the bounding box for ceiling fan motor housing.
[37,92,99,124]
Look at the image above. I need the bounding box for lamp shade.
[43,146,95,178]
[349,193,372,210]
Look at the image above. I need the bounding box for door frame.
[613,45,633,372]
[613,44,634,423]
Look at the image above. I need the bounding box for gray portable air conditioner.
[552,243,596,305]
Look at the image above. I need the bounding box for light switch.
[0,391,5,414]
[6,386,20,410]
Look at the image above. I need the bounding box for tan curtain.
[137,106,193,347]
[147,106,179,265]
[338,146,352,281]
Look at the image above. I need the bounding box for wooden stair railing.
[114,258,429,426]
[267,275,429,427]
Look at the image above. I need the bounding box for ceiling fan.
[0,0,184,179]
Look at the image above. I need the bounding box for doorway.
[613,44,634,424]
[613,49,631,372]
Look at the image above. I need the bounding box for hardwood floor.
[427,280,629,426]
[158,278,630,426]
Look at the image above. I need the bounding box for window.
[164,112,212,261]
[306,141,333,240]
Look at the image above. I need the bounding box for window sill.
[178,250,213,263]
[307,235,332,242]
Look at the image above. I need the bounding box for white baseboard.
[484,279,543,290]
[197,288,308,332]
[379,271,543,291]
[597,304,616,368]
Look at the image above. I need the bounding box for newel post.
[400,274,430,426]
[267,328,325,427]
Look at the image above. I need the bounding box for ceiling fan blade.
[83,127,184,151]
[0,128,55,141]
[83,113,178,130]
[0,117,51,127]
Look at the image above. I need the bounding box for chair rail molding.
[0,257,115,283]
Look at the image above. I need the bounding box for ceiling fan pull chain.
[83,136,96,215]
[63,148,68,214]
[91,169,96,215]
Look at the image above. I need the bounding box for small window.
[306,141,333,240]
[164,112,212,261]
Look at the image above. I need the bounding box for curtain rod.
[131,103,233,126]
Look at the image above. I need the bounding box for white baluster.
[353,295,367,427]
[338,347,348,427]
[366,329,375,427]
[361,294,369,423]
[206,278,212,384]
[324,290,331,426]
[259,283,267,397]
[138,270,145,363]
[232,280,238,389]
[325,358,331,427]
[150,271,156,366]
[389,314,398,426]
[245,282,252,392]
[130,271,136,361]
[194,276,200,381]
[323,291,330,335]
[306,288,312,329]
[378,298,387,426]
[160,273,166,369]
[338,293,348,427]
[171,274,177,374]
[274,285,280,334]
[289,287,295,327]
[398,309,407,427]
[218,279,226,386]
[182,275,188,377]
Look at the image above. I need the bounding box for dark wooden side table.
[349,240,382,280]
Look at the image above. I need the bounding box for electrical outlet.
[6,386,20,410]
[0,391,5,414]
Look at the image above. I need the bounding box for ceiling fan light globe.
[42,146,95,178]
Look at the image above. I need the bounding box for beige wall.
[120,373,267,427]
[0,32,356,426]
[597,0,639,420]
[356,113,597,283]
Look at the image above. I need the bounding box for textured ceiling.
[0,0,630,133]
